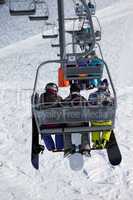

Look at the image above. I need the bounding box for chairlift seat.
[29,0,49,20]
[42,28,58,39]
[65,19,84,33]
[9,0,36,15]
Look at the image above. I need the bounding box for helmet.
[98,79,109,90]
[70,83,80,93]
[45,82,58,94]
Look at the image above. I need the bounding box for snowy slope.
[0,0,133,200]
[0,0,120,48]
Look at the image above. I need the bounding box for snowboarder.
[39,82,64,151]
[88,79,114,148]
[63,83,90,157]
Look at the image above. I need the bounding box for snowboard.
[106,130,122,166]
[31,113,44,170]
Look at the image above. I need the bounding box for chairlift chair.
[32,60,116,133]
[65,17,96,53]
[42,24,58,39]
[29,0,49,20]
[63,43,104,81]
[73,1,96,52]
[9,0,36,15]
[31,59,116,146]
[63,53,103,81]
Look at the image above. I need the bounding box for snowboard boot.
[33,144,44,154]
[100,139,108,149]
[64,144,76,158]
[92,131,101,149]
[79,144,91,157]
[92,140,101,149]
[101,131,111,149]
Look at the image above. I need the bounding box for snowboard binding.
[33,144,45,155]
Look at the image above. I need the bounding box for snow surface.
[0,0,133,200]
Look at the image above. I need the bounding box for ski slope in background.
[0,0,120,48]
[0,0,133,200]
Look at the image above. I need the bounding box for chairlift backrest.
[63,45,104,80]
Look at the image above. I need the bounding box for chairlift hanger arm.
[95,43,117,106]
[92,0,96,10]
[32,60,65,99]
[92,15,102,33]
[103,60,117,106]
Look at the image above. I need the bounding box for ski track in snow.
[0,0,133,200]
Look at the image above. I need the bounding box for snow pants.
[91,120,112,147]
[64,133,90,149]
[42,134,64,151]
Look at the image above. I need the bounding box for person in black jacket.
[40,82,64,151]
[63,83,90,157]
